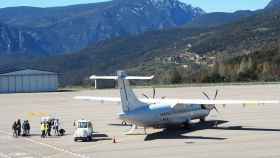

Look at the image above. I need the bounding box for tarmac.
[0,84,280,158]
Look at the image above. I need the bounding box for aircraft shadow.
[211,126,280,132]
[145,120,280,141]
[144,120,228,141]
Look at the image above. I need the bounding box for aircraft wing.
[74,96,162,103]
[74,96,121,102]
[74,96,279,105]
[144,99,279,106]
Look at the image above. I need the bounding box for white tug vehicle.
[73,119,94,142]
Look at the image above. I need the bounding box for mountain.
[3,0,280,85]
[266,0,280,9]
[0,23,51,55]
[0,27,203,85]
[189,8,280,55]
[0,0,205,55]
[185,10,255,28]
[2,0,280,85]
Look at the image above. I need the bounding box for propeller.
[214,89,219,100]
[142,87,156,99]
[142,94,150,99]
[202,89,220,114]
[202,92,210,100]
[142,87,166,99]
[212,105,220,114]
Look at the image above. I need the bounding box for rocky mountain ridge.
[0,0,205,55]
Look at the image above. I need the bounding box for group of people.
[40,119,60,138]
[12,117,65,139]
[12,119,30,137]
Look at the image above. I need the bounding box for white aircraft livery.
[75,71,279,134]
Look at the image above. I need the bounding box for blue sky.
[0,0,272,13]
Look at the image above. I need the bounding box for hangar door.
[0,76,9,93]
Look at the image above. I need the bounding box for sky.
[0,0,272,13]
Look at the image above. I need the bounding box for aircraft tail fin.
[90,71,153,112]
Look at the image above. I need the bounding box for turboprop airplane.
[75,71,279,134]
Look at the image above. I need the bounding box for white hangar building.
[0,69,59,93]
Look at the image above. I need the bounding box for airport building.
[0,69,59,93]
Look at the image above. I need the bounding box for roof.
[0,69,57,76]
[77,119,91,123]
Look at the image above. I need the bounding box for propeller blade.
[142,94,149,99]
[202,92,210,100]
[214,89,219,100]
[152,87,156,99]
[213,106,220,114]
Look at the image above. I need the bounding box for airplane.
[75,70,279,134]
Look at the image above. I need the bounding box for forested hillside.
[1,0,280,86]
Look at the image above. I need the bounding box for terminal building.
[0,69,59,93]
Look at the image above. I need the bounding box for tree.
[170,69,182,84]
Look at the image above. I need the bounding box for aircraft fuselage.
[119,103,210,128]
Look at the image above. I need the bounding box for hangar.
[0,69,58,93]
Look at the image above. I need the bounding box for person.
[53,119,59,136]
[12,121,18,137]
[16,119,21,136]
[26,120,30,136]
[44,123,49,138]
[47,120,52,136]
[22,120,27,136]
[22,120,30,136]
[41,123,45,138]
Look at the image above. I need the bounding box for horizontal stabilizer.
[125,76,154,80]
[89,76,118,80]
[89,75,154,80]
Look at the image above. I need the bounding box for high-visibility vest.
[44,124,48,132]
[41,124,44,131]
